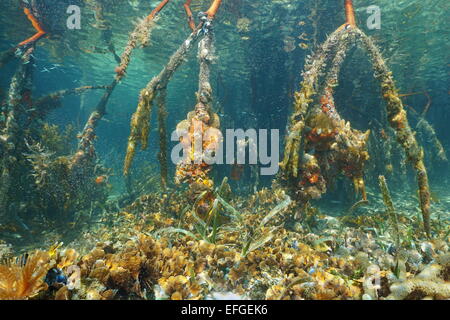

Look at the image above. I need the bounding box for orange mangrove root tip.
[23,8,46,34]
[147,0,170,20]
[184,0,196,31]
[17,32,46,47]
[344,0,357,27]
[205,0,222,19]
[17,7,47,47]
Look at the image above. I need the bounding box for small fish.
[9,233,22,239]
[48,242,63,258]
[95,175,107,184]
[128,0,140,10]
[299,43,309,49]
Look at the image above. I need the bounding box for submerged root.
[123,0,223,176]
[355,28,432,238]
[115,16,159,81]
[157,89,168,189]
[174,32,222,216]
[280,27,369,211]
[123,25,203,175]
[406,103,447,162]
[124,88,156,175]
[32,85,108,118]
[279,16,432,237]
[0,46,35,218]
[281,27,355,179]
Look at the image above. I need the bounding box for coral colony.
[0,0,448,301]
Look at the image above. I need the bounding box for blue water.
[0,0,448,301]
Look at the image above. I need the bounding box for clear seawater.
[0,0,448,301]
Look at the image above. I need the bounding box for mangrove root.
[279,0,432,238]
[355,28,432,238]
[124,20,206,175]
[0,46,35,218]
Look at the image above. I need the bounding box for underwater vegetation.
[0,187,448,300]
[0,0,448,301]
